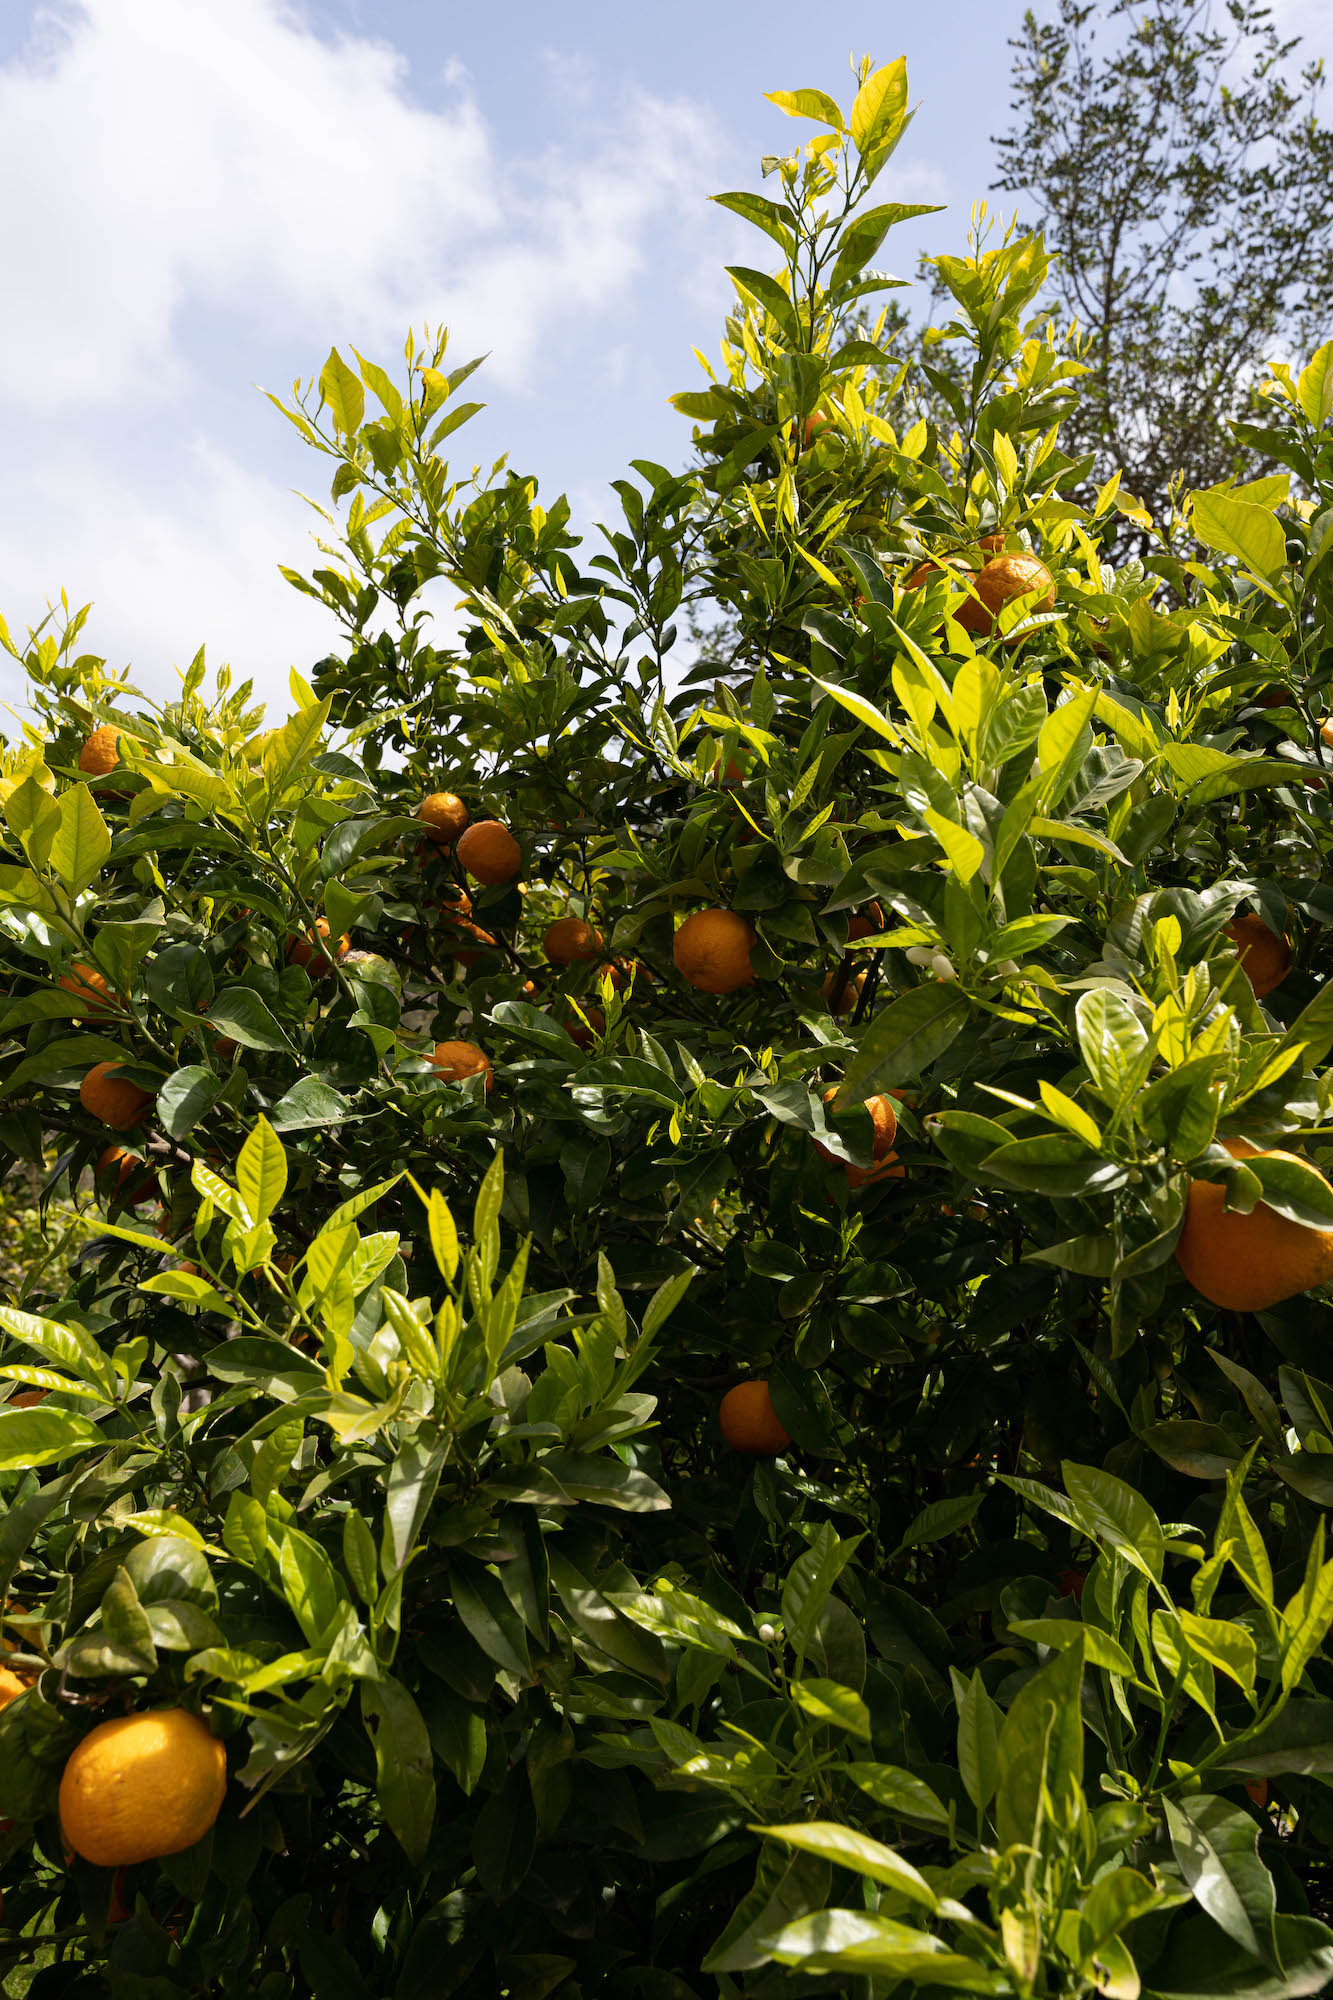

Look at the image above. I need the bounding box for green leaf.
[780,1523,861,1664]
[156,1064,225,1141]
[236,1116,289,1226]
[1178,1610,1257,1696]
[764,87,846,130]
[996,1634,1084,1848]
[709,191,796,254]
[0,1405,106,1471]
[206,986,292,1053]
[1246,1152,1333,1229]
[953,1668,1000,1810]
[762,1911,1002,1989]
[894,1492,984,1554]
[0,1302,115,1394]
[1297,340,1333,429]
[760,1821,935,1909]
[923,807,985,881]
[836,982,970,1103]
[725,266,800,340]
[361,1677,435,1865]
[1063,1461,1165,1582]
[1075,989,1152,1110]
[808,673,896,743]
[848,59,909,159]
[279,1527,342,1645]
[1007,1619,1138,1679]
[319,348,365,435]
[789,1679,871,1739]
[49,784,111,896]
[383,1432,446,1575]
[1192,486,1286,581]
[1165,1794,1278,1967]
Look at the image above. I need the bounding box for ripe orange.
[1175,1137,1333,1311]
[0,1667,29,1706]
[96,1146,155,1205]
[456,820,521,886]
[214,1035,239,1061]
[801,409,833,450]
[673,910,756,994]
[822,969,865,1016]
[59,1709,226,1867]
[544,917,604,967]
[564,1006,605,1051]
[10,1391,46,1408]
[1246,1779,1269,1808]
[78,725,120,777]
[288,918,349,975]
[428,1040,493,1092]
[847,901,885,942]
[417,792,469,844]
[816,1089,899,1189]
[1322,717,1333,748]
[1225,913,1291,1000]
[440,917,498,968]
[956,553,1055,637]
[59,963,116,1014]
[81,1062,152,1132]
[719,1381,791,1455]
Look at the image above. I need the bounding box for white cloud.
[0,0,731,718]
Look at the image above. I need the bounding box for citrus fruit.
[59,963,115,1014]
[673,910,755,994]
[78,726,120,776]
[417,792,469,844]
[846,901,885,942]
[288,918,349,975]
[719,1381,791,1455]
[956,553,1055,636]
[428,1041,493,1092]
[564,1005,605,1050]
[10,1391,46,1408]
[816,1089,899,1189]
[456,820,521,886]
[544,917,603,967]
[0,1667,30,1707]
[81,1063,152,1131]
[440,917,498,968]
[1322,716,1333,748]
[1224,913,1291,999]
[96,1146,155,1204]
[59,1708,227,1867]
[823,969,865,1016]
[801,409,833,449]
[1174,1137,1333,1311]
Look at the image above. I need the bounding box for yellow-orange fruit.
[822,969,865,1016]
[1321,717,1333,748]
[1225,913,1292,1000]
[719,1381,791,1456]
[59,1709,226,1868]
[816,1089,899,1190]
[801,409,833,450]
[288,918,349,975]
[9,1391,46,1409]
[956,553,1055,636]
[96,1146,155,1205]
[214,1036,238,1061]
[81,1063,152,1132]
[0,1667,29,1707]
[78,726,120,777]
[417,792,469,844]
[673,910,756,994]
[544,918,604,967]
[1246,1779,1269,1808]
[456,820,521,886]
[59,963,115,1014]
[1175,1137,1333,1312]
[428,1041,493,1093]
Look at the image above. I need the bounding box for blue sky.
[0,0,1326,725]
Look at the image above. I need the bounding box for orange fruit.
[78,725,120,776]
[96,1146,155,1204]
[956,553,1055,637]
[1175,1137,1333,1311]
[287,917,349,975]
[59,1709,226,1867]
[214,1036,238,1061]
[9,1392,45,1409]
[564,1006,605,1051]
[1246,1779,1269,1808]
[456,820,521,886]
[847,901,885,942]
[417,792,469,844]
[1321,717,1333,747]
[0,1667,29,1706]
[719,1381,791,1456]
[800,409,833,450]
[81,1063,152,1132]
[59,963,116,1014]
[428,1041,493,1092]
[544,917,604,967]
[816,1089,898,1189]
[1224,913,1291,1000]
[440,917,498,968]
[673,910,755,994]
[822,969,865,1016]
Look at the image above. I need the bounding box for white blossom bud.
[757,1622,777,1643]
[905,945,936,967]
[930,953,957,981]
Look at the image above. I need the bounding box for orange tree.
[5,51,1333,2000]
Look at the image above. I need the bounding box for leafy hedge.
[4,52,1333,2000]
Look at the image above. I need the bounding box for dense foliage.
[4,51,1333,2000]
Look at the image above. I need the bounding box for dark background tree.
[996,0,1333,519]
